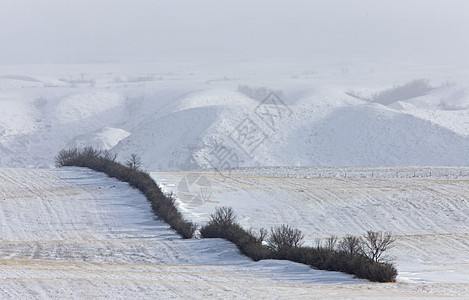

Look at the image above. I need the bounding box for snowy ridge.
[1,62,469,169]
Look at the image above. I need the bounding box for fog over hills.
[1,2,469,299]
[1,62,469,169]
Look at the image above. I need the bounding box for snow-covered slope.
[1,61,469,169]
[107,83,469,170]
[112,91,259,170]
[153,168,469,289]
[0,167,370,299]
[283,104,469,166]
[1,60,469,297]
[1,167,467,298]
[65,127,130,150]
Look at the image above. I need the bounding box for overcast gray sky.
[1,0,468,63]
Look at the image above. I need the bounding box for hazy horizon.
[1,0,468,64]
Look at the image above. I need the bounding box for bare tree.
[339,235,363,256]
[125,153,142,170]
[363,231,395,262]
[267,225,304,252]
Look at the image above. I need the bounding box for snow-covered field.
[1,167,467,299]
[0,167,370,299]
[1,61,469,298]
[152,169,469,292]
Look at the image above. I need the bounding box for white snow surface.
[0,167,370,299]
[65,127,130,150]
[1,167,467,298]
[1,61,469,298]
[1,61,469,169]
[153,168,469,296]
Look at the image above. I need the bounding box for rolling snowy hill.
[1,61,469,170]
[1,61,469,298]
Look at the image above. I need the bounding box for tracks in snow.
[154,171,469,286]
[0,167,375,299]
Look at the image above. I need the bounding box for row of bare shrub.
[56,149,397,282]
[200,207,397,282]
[56,147,196,238]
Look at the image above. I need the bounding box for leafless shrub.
[267,225,304,252]
[363,231,395,262]
[209,206,237,228]
[199,205,398,282]
[55,148,79,167]
[55,147,196,238]
[200,207,272,261]
[339,235,363,256]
